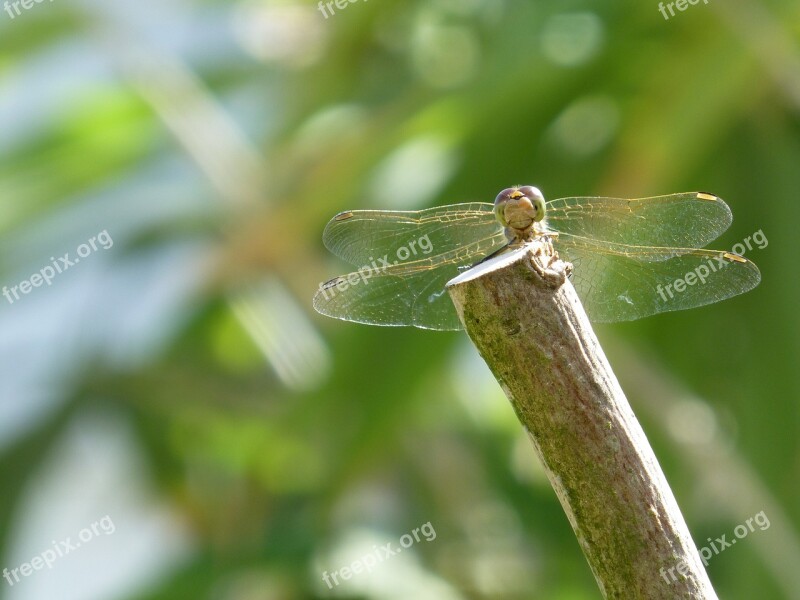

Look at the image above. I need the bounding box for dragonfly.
[313,186,761,330]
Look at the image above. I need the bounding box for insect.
[313,186,761,330]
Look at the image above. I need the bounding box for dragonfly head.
[494,185,546,239]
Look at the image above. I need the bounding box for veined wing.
[545,192,732,253]
[313,231,507,330]
[555,233,761,322]
[322,203,501,267]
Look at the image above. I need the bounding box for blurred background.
[0,0,798,598]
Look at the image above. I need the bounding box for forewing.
[545,192,732,252]
[556,234,761,322]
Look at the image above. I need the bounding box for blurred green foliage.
[0,0,798,599]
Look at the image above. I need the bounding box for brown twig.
[447,241,718,599]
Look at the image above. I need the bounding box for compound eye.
[493,188,516,227]
[494,187,516,206]
[517,185,546,222]
[517,186,544,202]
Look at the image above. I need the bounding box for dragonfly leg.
[455,242,515,273]
[540,233,573,277]
[521,234,573,288]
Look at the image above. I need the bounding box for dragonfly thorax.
[494,185,546,241]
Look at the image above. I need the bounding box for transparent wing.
[313,232,507,330]
[556,234,761,322]
[545,192,732,252]
[322,203,501,267]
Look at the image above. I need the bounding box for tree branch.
[447,240,718,599]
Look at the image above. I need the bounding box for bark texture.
[447,241,718,599]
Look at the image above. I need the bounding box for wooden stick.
[447,240,718,599]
